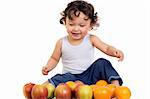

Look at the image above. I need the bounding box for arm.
[42,39,62,75]
[90,35,124,61]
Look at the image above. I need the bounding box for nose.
[73,26,79,31]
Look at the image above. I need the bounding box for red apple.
[66,80,84,92]
[31,84,48,99]
[23,82,35,99]
[72,81,84,97]
[74,80,84,89]
[76,85,93,99]
[54,83,72,99]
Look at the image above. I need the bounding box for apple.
[31,84,48,99]
[43,83,55,98]
[66,80,84,98]
[66,81,76,91]
[76,85,93,99]
[55,83,72,99]
[74,80,84,89]
[23,82,35,99]
[66,80,84,92]
[72,81,84,97]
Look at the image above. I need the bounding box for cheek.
[66,28,73,35]
[82,27,90,33]
[66,27,72,33]
[80,29,88,36]
[65,25,71,32]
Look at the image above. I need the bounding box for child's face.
[65,12,92,40]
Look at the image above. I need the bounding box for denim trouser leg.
[48,58,123,87]
[76,58,123,85]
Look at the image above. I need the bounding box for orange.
[90,84,100,92]
[96,80,108,87]
[106,84,117,98]
[94,86,111,99]
[114,86,131,99]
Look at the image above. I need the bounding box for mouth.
[71,33,81,37]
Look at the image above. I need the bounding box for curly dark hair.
[60,0,99,28]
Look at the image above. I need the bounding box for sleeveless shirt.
[61,34,94,74]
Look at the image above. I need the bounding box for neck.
[67,36,84,46]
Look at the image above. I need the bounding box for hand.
[42,66,49,75]
[114,50,124,61]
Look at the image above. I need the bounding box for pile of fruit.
[23,80,131,99]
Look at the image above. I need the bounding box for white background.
[0,0,149,98]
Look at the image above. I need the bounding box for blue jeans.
[48,58,123,87]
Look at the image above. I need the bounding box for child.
[42,0,124,88]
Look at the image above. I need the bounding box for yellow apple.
[76,85,93,99]
[43,83,55,98]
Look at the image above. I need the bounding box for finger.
[118,55,124,61]
[42,68,48,75]
[115,50,121,57]
[43,67,49,72]
[120,52,124,61]
[118,58,122,61]
[42,71,48,75]
[114,51,118,56]
[44,72,48,75]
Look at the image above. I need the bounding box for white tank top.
[61,34,94,74]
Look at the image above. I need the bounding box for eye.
[80,24,85,27]
[69,23,74,26]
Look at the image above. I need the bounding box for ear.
[62,19,66,25]
[88,27,92,31]
[60,17,66,25]
[89,24,94,31]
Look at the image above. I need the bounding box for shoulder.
[89,34,98,40]
[55,38,63,48]
[89,34,101,44]
[57,35,68,44]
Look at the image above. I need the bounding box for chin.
[73,37,81,40]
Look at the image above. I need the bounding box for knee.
[92,58,112,70]
[96,58,111,65]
